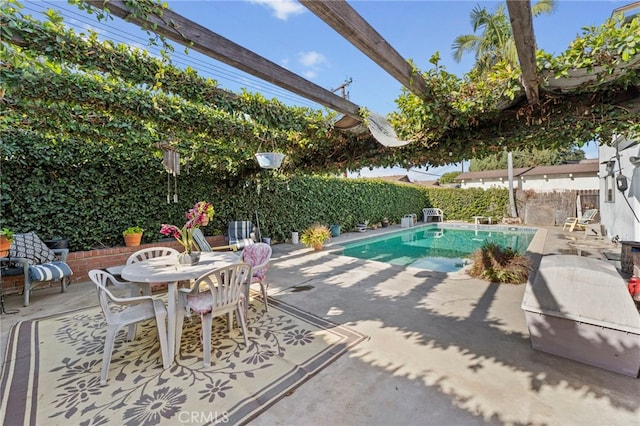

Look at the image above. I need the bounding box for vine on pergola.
[391,15,640,153]
[1,1,639,177]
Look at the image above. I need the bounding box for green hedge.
[0,130,509,250]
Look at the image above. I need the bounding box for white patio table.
[121,251,240,363]
[472,215,492,225]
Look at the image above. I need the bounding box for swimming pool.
[338,224,537,273]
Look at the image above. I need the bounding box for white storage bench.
[522,255,640,377]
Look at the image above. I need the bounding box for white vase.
[179,251,200,265]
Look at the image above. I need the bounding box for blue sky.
[22,0,635,178]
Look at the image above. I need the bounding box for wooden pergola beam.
[85,0,362,119]
[506,0,539,105]
[300,0,429,98]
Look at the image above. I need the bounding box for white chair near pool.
[422,208,444,223]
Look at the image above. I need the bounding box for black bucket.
[44,238,69,250]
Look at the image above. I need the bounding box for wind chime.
[162,147,180,203]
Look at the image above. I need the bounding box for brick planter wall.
[0,235,227,295]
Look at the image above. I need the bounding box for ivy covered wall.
[0,128,509,250]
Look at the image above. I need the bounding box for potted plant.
[160,201,215,264]
[0,227,14,257]
[300,224,331,251]
[123,226,144,247]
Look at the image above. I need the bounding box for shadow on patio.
[1,226,638,425]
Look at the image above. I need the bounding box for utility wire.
[408,168,445,177]
[23,1,325,110]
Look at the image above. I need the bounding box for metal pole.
[254,211,262,242]
[508,151,517,218]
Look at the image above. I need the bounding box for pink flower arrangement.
[160,201,215,253]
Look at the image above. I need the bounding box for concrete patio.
[1,225,638,425]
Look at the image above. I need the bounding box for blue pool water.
[339,225,536,273]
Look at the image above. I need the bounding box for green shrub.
[467,241,532,284]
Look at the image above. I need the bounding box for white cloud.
[249,0,305,21]
[302,70,318,79]
[298,51,326,67]
[296,51,328,80]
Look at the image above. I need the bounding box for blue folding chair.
[228,221,256,249]
[192,228,238,252]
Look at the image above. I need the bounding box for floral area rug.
[1,297,365,425]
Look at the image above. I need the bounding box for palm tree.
[452,0,556,218]
[452,0,556,75]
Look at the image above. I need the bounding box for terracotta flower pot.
[0,236,11,257]
[312,241,324,251]
[124,233,143,247]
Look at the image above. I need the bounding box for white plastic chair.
[93,271,145,342]
[422,208,444,223]
[127,247,180,295]
[240,242,272,311]
[88,269,170,386]
[176,263,252,368]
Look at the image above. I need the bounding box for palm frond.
[532,0,557,17]
[452,34,482,62]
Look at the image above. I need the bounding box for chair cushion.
[150,282,168,292]
[9,232,56,265]
[242,244,271,280]
[235,238,255,249]
[186,292,213,315]
[228,221,254,243]
[29,261,73,282]
[252,268,267,281]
